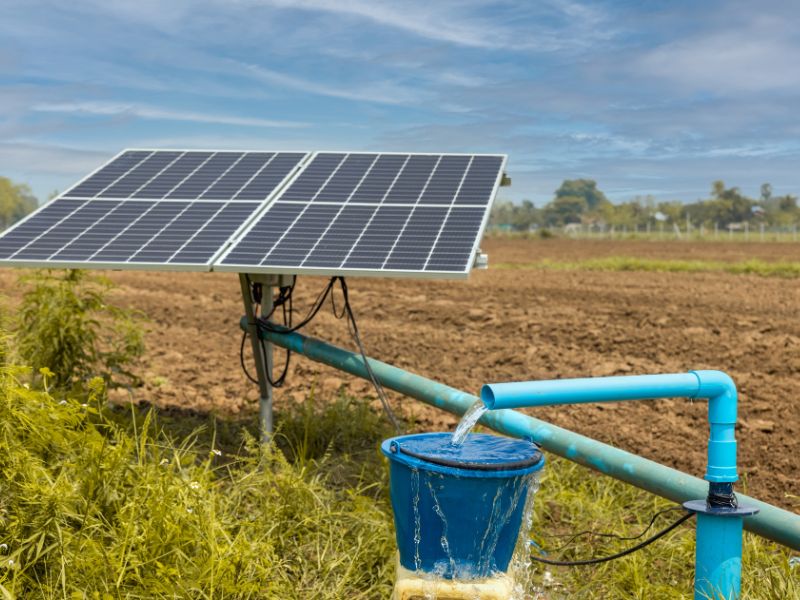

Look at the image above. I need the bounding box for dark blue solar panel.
[454,156,503,205]
[0,199,86,258]
[221,202,304,265]
[234,153,306,200]
[171,202,261,264]
[383,155,438,204]
[261,204,341,266]
[303,204,377,267]
[63,151,151,198]
[101,152,182,198]
[218,152,503,275]
[314,154,376,203]
[53,202,147,261]
[89,202,178,261]
[13,201,124,259]
[200,153,273,200]
[133,152,213,198]
[348,154,407,203]
[280,153,344,201]
[383,205,448,270]
[342,205,412,269]
[167,153,243,199]
[425,207,484,271]
[2,150,500,275]
[419,155,471,204]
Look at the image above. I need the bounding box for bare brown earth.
[2,238,799,509]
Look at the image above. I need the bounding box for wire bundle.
[240,276,400,432]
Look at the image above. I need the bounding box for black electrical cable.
[257,277,338,334]
[260,284,293,387]
[338,277,401,433]
[240,277,295,388]
[547,505,685,551]
[240,330,259,385]
[529,510,695,567]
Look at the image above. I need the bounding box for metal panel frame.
[213,151,507,279]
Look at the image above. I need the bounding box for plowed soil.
[2,238,799,509]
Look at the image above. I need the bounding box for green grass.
[495,257,800,278]
[0,367,797,598]
[0,371,396,599]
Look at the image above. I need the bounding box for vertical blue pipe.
[695,514,743,599]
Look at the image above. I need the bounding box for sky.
[1,0,799,205]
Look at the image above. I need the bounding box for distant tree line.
[490,179,800,231]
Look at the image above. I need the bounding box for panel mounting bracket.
[246,273,296,288]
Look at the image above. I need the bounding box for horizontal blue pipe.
[481,371,737,483]
[242,318,800,552]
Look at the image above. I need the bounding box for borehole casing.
[382,432,544,580]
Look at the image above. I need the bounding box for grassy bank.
[495,257,800,278]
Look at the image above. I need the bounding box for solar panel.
[0,149,308,271]
[216,152,505,278]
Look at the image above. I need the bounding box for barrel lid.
[382,432,543,476]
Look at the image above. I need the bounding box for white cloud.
[244,0,507,49]
[32,101,309,128]
[637,31,800,94]
[239,63,425,105]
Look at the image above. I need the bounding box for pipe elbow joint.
[692,370,738,483]
[691,370,737,424]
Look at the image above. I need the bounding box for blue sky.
[2,0,799,205]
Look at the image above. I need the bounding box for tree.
[709,181,754,225]
[554,179,610,211]
[0,177,38,230]
[543,195,587,226]
[760,183,772,203]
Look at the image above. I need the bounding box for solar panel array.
[217,152,504,276]
[0,150,306,269]
[0,149,505,277]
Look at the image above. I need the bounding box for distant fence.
[491,223,800,242]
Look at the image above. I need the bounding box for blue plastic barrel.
[381,432,544,580]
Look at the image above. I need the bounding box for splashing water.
[451,400,488,447]
[510,475,543,600]
[411,469,422,572]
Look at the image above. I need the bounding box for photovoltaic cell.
[0,149,308,270]
[217,151,505,277]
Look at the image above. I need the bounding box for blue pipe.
[481,371,737,483]
[240,319,800,553]
[481,371,751,599]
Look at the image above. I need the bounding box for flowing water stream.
[451,400,488,446]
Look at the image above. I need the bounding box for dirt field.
[2,238,799,509]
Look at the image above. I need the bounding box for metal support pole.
[238,274,274,441]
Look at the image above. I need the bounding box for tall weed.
[15,269,145,389]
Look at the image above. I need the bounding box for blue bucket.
[381,432,544,580]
